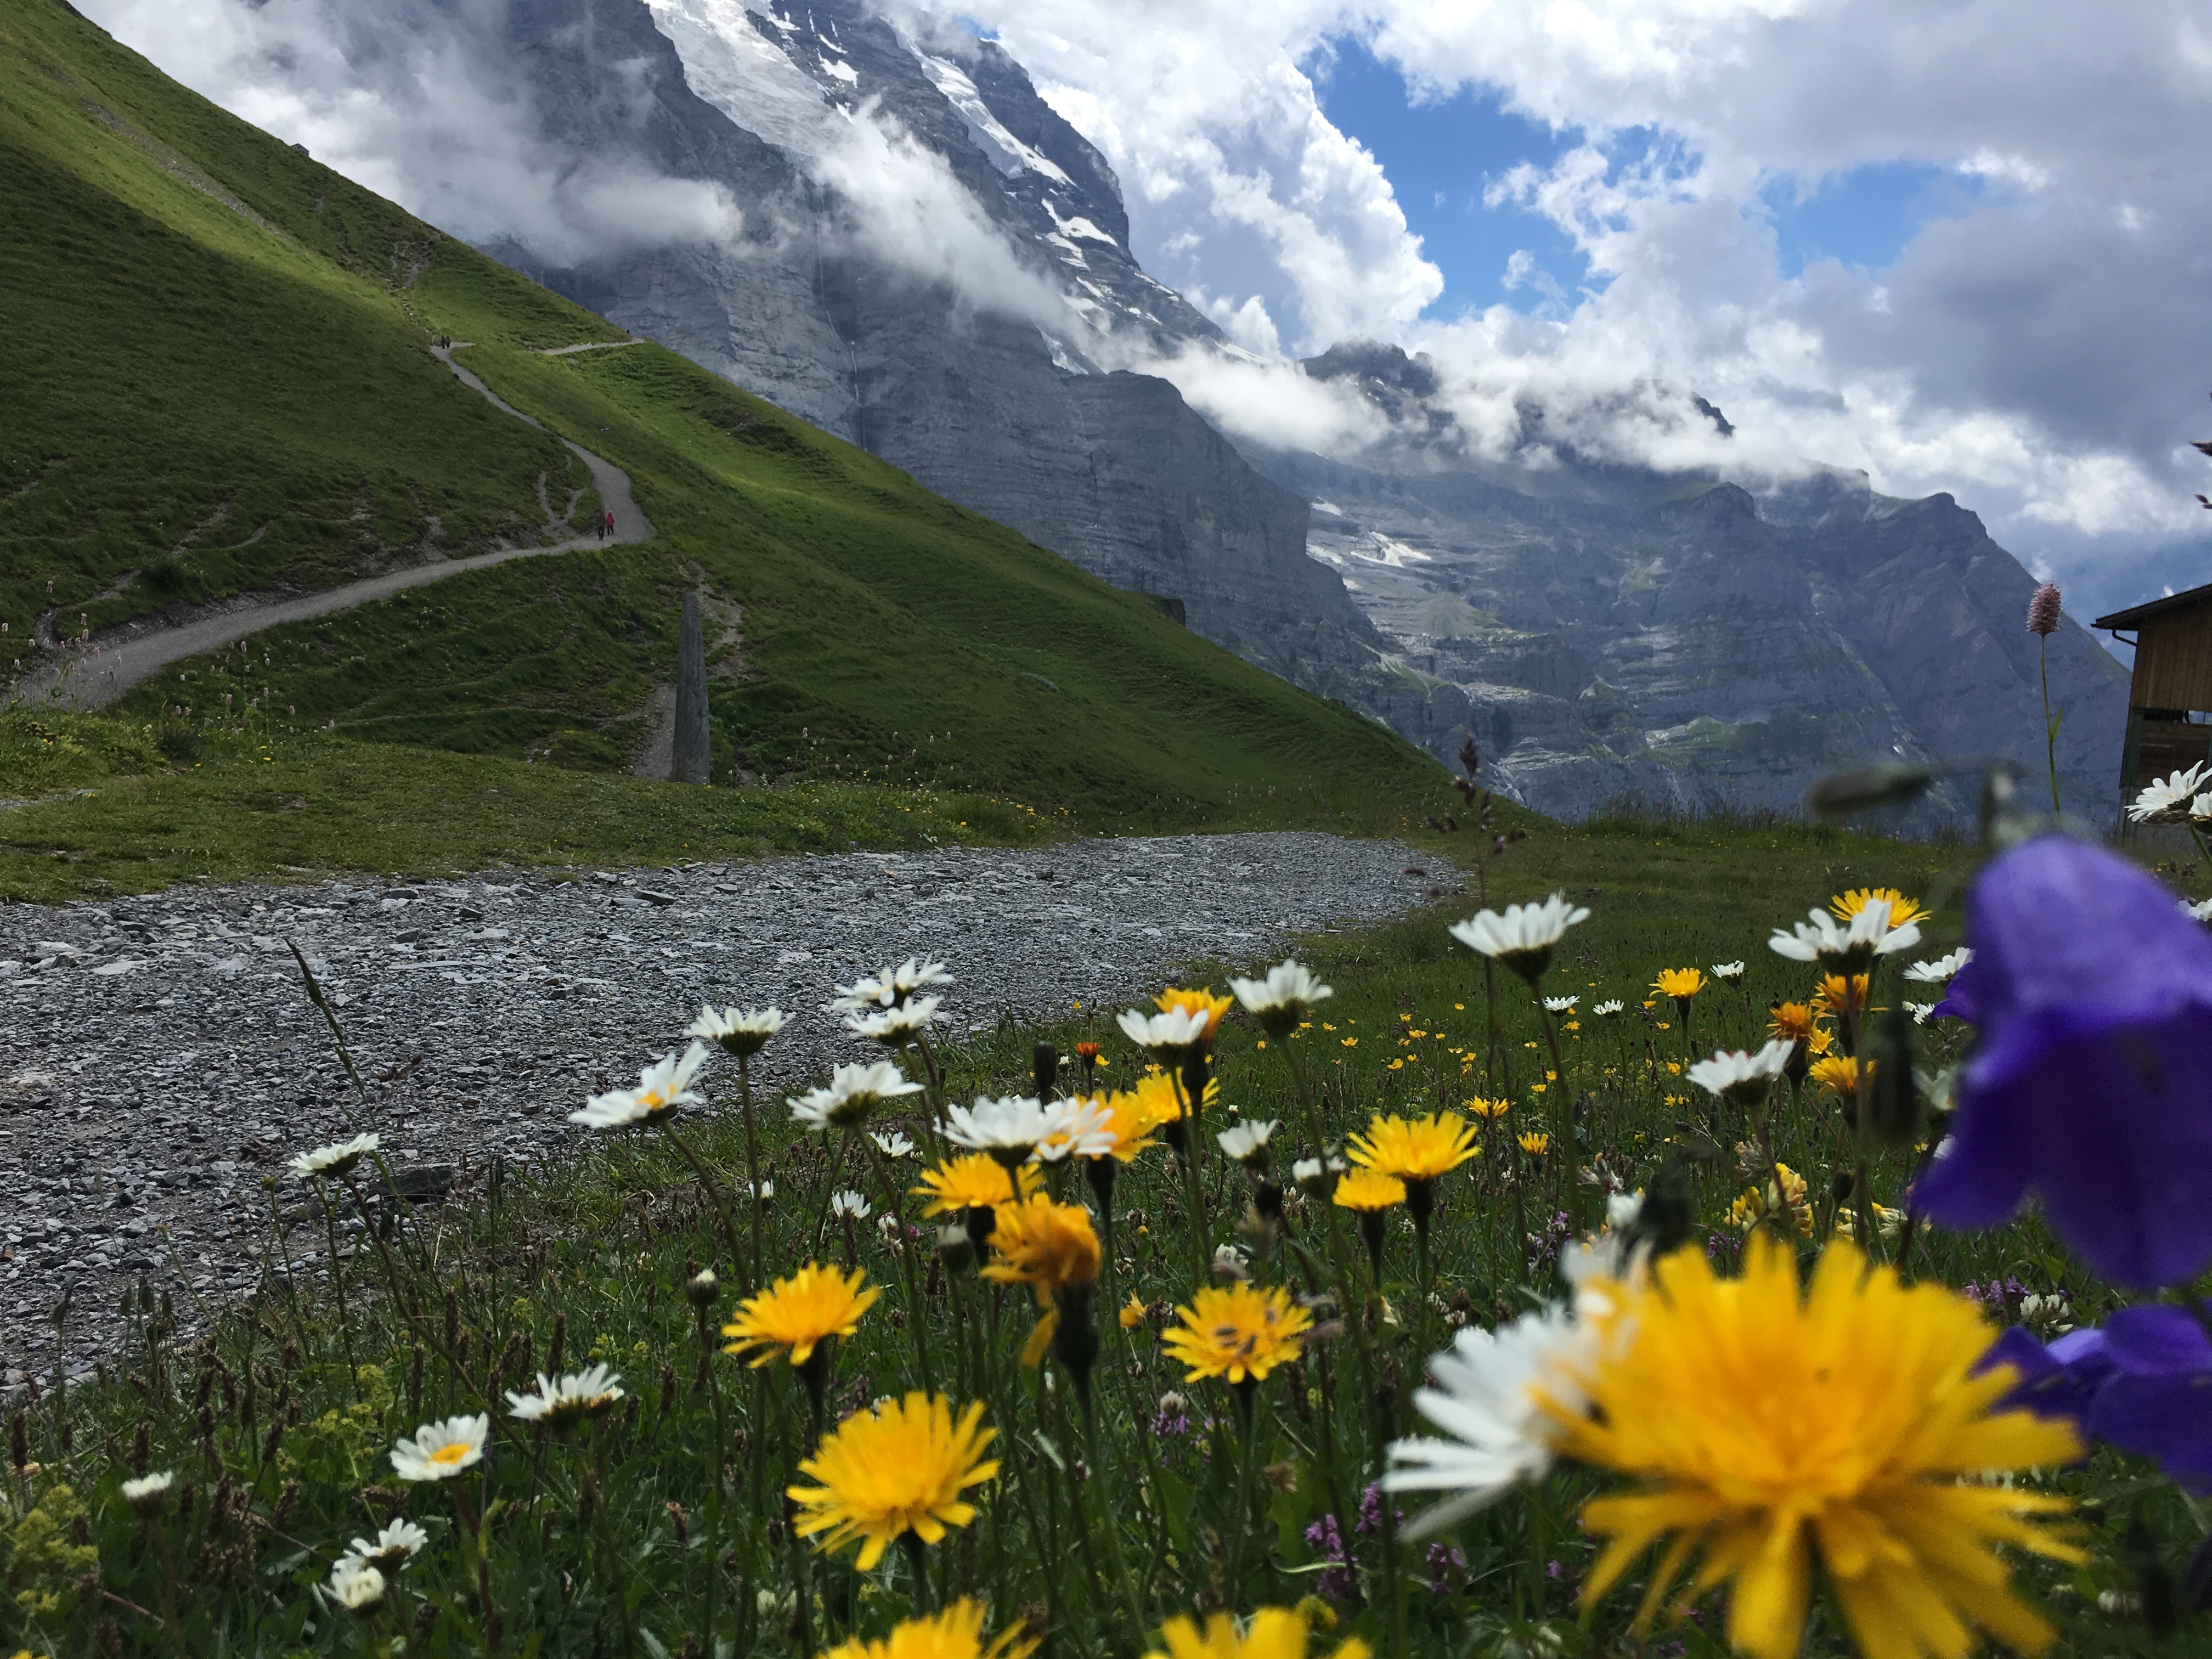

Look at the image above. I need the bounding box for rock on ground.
[0,831,1432,1383]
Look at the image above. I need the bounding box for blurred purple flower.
[1305,1512,1356,1600]
[2087,1306,2212,1491]
[1983,1306,2212,1492]
[1912,837,2212,1287]
[1426,1541,1467,1595]
[1355,1481,1403,1537]
[1976,1324,2111,1427]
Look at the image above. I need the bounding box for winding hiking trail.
[15,343,653,711]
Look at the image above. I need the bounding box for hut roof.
[2095,579,2212,632]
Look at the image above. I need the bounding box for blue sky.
[1304,35,1968,318]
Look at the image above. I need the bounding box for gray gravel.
[0,831,1431,1382]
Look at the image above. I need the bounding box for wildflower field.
[6,770,2212,1659]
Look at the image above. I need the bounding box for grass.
[6,803,2208,1657]
[6,1,1445,830]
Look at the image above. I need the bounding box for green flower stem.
[1536,1002,1579,1233]
[661,1122,744,1276]
[861,1132,936,1397]
[315,1179,360,1402]
[740,1054,766,1291]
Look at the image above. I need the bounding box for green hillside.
[0,0,1444,853]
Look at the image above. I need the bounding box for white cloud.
[78,0,747,266]
[919,0,2212,597]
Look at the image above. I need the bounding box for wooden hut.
[2094,580,2212,805]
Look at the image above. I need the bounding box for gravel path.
[20,343,652,712]
[0,831,1430,1383]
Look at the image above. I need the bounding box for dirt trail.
[14,345,653,712]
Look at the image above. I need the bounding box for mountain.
[1,0,1442,830]
[1250,345,2131,826]
[48,0,2134,827]
[440,0,2127,826]
[489,0,1381,686]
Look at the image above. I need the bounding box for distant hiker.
[602,509,615,540]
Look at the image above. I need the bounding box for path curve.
[15,345,652,711]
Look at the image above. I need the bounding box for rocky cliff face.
[484,0,1382,688]
[452,1,2127,825]
[1247,351,2130,825]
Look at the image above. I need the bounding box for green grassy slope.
[3,0,1444,842]
[0,3,596,634]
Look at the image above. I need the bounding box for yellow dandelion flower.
[1726,1164,1814,1237]
[1516,1131,1550,1157]
[1810,972,1878,1023]
[1767,1001,1819,1042]
[1346,1115,1479,1188]
[1330,1168,1407,1212]
[1155,986,1234,1037]
[1464,1097,1511,1119]
[981,1197,1101,1302]
[1808,1054,1870,1097]
[1127,1066,1215,1130]
[1545,1237,2083,1659]
[912,1154,1043,1217]
[1160,1283,1312,1385]
[1651,967,1706,1000]
[1827,886,1931,928]
[1143,1607,1370,1659]
[788,1392,1000,1570]
[822,1599,1041,1659]
[721,1263,880,1368]
[1071,1090,1163,1162]
[1119,1293,1148,1330]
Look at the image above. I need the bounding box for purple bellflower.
[2087,1306,2212,1492]
[1981,1307,2212,1493]
[1912,836,2212,1288]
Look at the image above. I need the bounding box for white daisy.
[1227,960,1334,1036]
[830,1190,872,1221]
[1291,1153,1347,1195]
[121,1470,174,1513]
[1114,1005,1212,1054]
[324,1558,387,1613]
[1767,899,1921,970]
[2194,794,2212,822]
[390,1415,489,1482]
[289,1133,380,1181]
[2128,762,2212,822]
[1031,1096,1120,1164]
[1447,894,1590,981]
[944,1094,1059,1164]
[2183,897,2212,923]
[843,995,940,1048]
[1216,1119,1279,1166]
[1591,999,1624,1017]
[832,957,953,1013]
[787,1060,923,1131]
[1907,1001,1938,1024]
[341,1518,430,1573]
[687,1005,785,1058]
[1542,995,1578,1014]
[1683,1038,1795,1106]
[1710,961,1746,982]
[870,1131,916,1159]
[741,1179,776,1205]
[571,1043,710,1130]
[1903,947,1973,983]
[1384,1307,1589,1537]
[506,1363,624,1429]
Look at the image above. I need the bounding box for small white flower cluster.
[289,1133,380,1182]
[788,1061,924,1131]
[687,1005,786,1058]
[1768,899,1920,968]
[572,1043,710,1130]
[1448,894,1590,980]
[323,1518,432,1611]
[943,1094,1114,1165]
[2126,761,2212,824]
[507,1363,624,1429]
